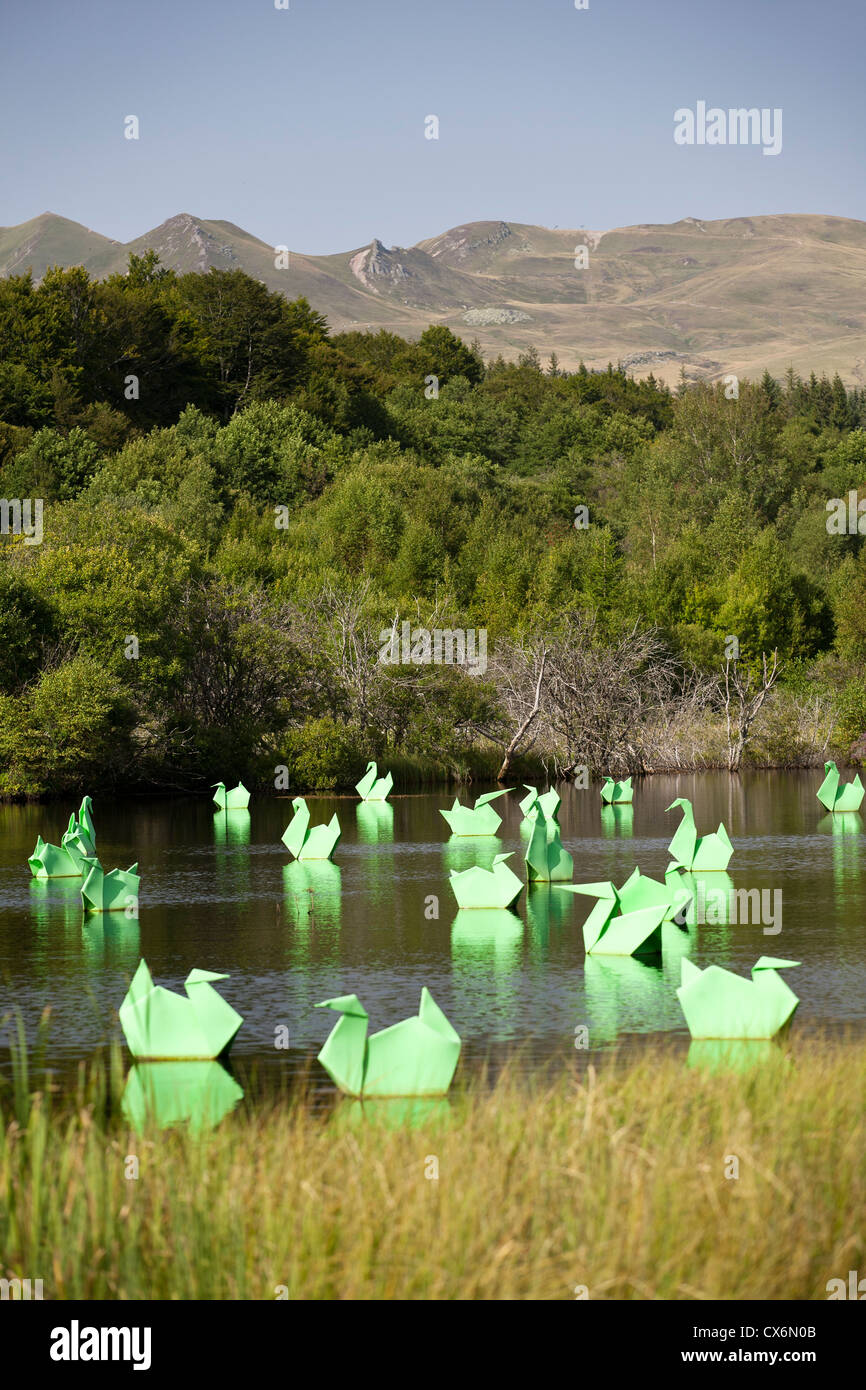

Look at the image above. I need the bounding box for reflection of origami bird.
[601,776,633,805]
[440,788,511,835]
[119,959,243,1059]
[816,760,864,813]
[449,852,523,909]
[121,1060,244,1134]
[316,988,461,1097]
[677,957,800,1039]
[282,797,341,861]
[563,874,668,956]
[81,857,140,912]
[355,761,393,801]
[519,785,562,825]
[666,797,733,871]
[525,804,573,881]
[212,781,250,810]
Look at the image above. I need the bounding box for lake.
[1,771,864,1099]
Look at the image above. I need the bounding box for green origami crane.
[121,1060,244,1134]
[519,785,562,826]
[676,956,800,1039]
[816,760,865,813]
[524,803,573,881]
[282,797,341,860]
[212,781,250,810]
[316,987,461,1097]
[666,797,733,871]
[119,958,244,1059]
[28,795,97,878]
[449,851,524,909]
[601,775,633,804]
[355,761,394,801]
[440,787,511,835]
[80,857,140,913]
[563,869,671,956]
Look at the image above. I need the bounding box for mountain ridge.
[3,210,866,385]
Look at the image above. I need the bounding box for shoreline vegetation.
[2,1034,864,1299]
[1,255,865,799]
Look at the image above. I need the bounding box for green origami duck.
[81,857,140,913]
[28,795,97,878]
[666,797,733,871]
[282,797,341,861]
[355,761,394,801]
[212,781,250,810]
[440,787,511,835]
[676,957,800,1039]
[525,803,573,882]
[816,760,864,813]
[601,775,633,805]
[119,958,244,1059]
[449,851,523,909]
[316,988,461,1097]
[563,871,670,956]
[519,785,562,826]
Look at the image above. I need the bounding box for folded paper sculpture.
[448,851,523,909]
[816,760,865,813]
[525,804,573,882]
[563,873,669,956]
[440,788,511,836]
[519,785,562,825]
[666,797,733,871]
[80,858,140,913]
[28,795,97,878]
[601,776,633,805]
[119,958,244,1059]
[282,797,341,861]
[316,987,461,1097]
[212,781,250,810]
[676,956,800,1039]
[355,761,393,801]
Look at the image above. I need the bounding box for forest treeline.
[0,254,864,795]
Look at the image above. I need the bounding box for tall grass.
[2,1039,864,1299]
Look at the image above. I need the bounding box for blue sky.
[1,0,864,251]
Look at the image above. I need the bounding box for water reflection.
[686,1039,788,1075]
[583,954,668,1043]
[442,837,501,873]
[355,801,394,844]
[524,884,575,950]
[80,914,141,968]
[600,805,634,838]
[122,1060,243,1133]
[673,872,736,927]
[283,861,342,931]
[28,876,82,932]
[328,1095,453,1132]
[213,809,251,846]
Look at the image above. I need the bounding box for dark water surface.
[1,772,864,1096]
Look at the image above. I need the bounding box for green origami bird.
[355,761,394,801]
[449,851,523,909]
[440,787,511,835]
[519,785,562,827]
[81,857,140,913]
[816,760,864,813]
[666,797,733,871]
[28,795,97,878]
[524,803,573,881]
[601,775,633,804]
[676,957,800,1039]
[119,958,243,1059]
[212,781,251,810]
[316,988,461,1097]
[563,868,671,956]
[282,797,341,861]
